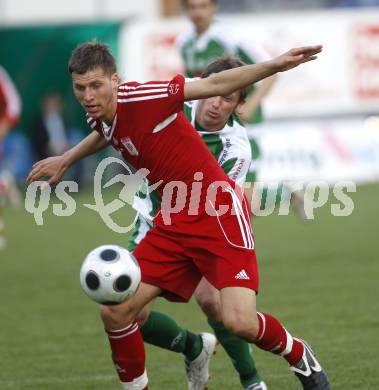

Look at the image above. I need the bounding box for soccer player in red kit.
[28,42,330,390]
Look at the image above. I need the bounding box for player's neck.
[103,99,118,125]
[195,21,212,36]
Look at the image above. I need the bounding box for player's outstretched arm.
[27,131,108,185]
[184,45,322,101]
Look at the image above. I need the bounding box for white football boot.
[245,381,268,390]
[185,332,217,390]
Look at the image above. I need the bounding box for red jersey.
[87,76,258,300]
[87,74,229,199]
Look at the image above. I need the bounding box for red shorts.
[133,186,259,302]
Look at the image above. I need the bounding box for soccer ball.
[80,245,141,305]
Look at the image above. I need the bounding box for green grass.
[1,183,378,389]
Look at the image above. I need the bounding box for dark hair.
[68,41,116,75]
[201,56,247,102]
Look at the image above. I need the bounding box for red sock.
[255,312,304,366]
[106,321,148,389]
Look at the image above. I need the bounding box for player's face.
[72,67,119,123]
[196,91,241,132]
[185,0,217,33]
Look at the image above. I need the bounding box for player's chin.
[86,109,102,118]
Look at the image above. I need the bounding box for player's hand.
[272,45,323,72]
[27,155,69,186]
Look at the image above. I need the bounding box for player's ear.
[111,73,120,88]
[236,100,246,115]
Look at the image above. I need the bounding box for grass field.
[1,183,378,389]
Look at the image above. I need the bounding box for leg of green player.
[207,319,262,387]
[139,309,203,361]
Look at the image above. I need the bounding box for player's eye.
[75,84,85,92]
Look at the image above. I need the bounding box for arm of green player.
[237,74,277,122]
[184,45,322,101]
[27,130,108,185]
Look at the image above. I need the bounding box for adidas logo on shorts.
[235,269,250,280]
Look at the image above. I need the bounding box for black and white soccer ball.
[80,245,141,305]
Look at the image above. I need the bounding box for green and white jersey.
[128,99,252,251]
[176,22,270,77]
[177,21,271,124]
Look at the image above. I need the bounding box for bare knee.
[222,310,259,341]
[100,302,136,330]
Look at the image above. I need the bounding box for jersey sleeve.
[176,29,191,56]
[176,28,195,74]
[118,74,185,129]
[217,24,271,65]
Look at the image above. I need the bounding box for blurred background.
[0,1,378,389]
[1,0,379,184]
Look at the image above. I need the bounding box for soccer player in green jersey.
[130,57,267,390]
[178,0,306,217]
[178,0,275,125]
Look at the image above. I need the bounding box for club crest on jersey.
[169,83,180,95]
[121,137,139,156]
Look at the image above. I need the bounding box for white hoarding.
[248,117,379,183]
[120,9,379,118]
